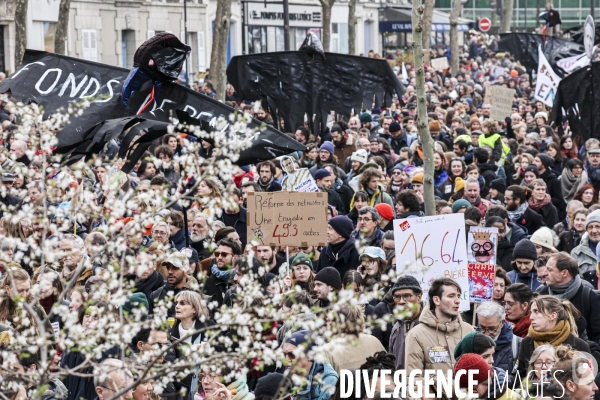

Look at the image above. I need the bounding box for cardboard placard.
[489,86,515,120]
[491,65,505,78]
[467,227,498,303]
[247,191,328,246]
[393,214,470,311]
[431,57,449,71]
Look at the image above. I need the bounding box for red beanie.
[375,203,394,221]
[453,353,492,389]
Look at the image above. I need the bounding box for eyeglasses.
[214,251,232,258]
[357,218,373,223]
[174,300,189,306]
[534,360,555,368]
[392,171,403,175]
[153,231,168,236]
[201,374,215,383]
[471,242,493,252]
[478,322,503,334]
[393,293,415,301]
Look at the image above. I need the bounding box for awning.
[379,21,470,33]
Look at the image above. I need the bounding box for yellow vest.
[478,133,510,164]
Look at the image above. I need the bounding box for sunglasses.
[284,351,296,360]
[174,300,189,306]
[214,251,232,258]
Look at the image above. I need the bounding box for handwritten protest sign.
[431,57,449,71]
[393,214,470,311]
[535,45,561,107]
[247,191,328,247]
[491,65,505,78]
[467,227,498,303]
[489,86,515,120]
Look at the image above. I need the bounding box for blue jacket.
[507,270,541,292]
[507,222,527,246]
[294,361,338,400]
[492,321,520,376]
[434,169,449,188]
[170,228,189,251]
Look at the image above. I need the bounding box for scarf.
[258,175,274,190]
[507,202,529,222]
[211,264,236,283]
[561,148,578,160]
[528,320,571,348]
[562,167,585,200]
[528,193,551,211]
[136,271,164,296]
[333,178,342,191]
[509,313,531,338]
[548,275,582,300]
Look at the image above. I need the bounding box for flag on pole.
[535,45,562,107]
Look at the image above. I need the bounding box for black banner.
[498,33,585,74]
[0,50,306,166]
[227,51,405,134]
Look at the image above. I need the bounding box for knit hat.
[537,154,553,169]
[512,239,538,260]
[391,275,423,294]
[523,164,540,178]
[371,107,381,115]
[535,111,548,121]
[452,199,471,213]
[291,252,313,271]
[284,330,316,352]
[470,114,480,124]
[313,169,331,180]
[375,203,394,221]
[429,120,442,132]
[351,149,368,164]
[254,373,290,397]
[314,267,342,290]
[490,178,506,193]
[359,112,372,123]
[586,210,600,230]
[240,165,251,173]
[319,141,334,155]
[454,331,496,362]
[389,122,402,133]
[360,246,387,261]
[123,292,149,320]
[455,177,465,192]
[328,215,354,239]
[454,353,493,389]
[393,163,406,173]
[530,227,558,253]
[161,251,190,272]
[412,172,424,185]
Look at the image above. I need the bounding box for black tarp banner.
[498,33,585,73]
[0,50,306,166]
[226,51,405,135]
[565,23,600,46]
[551,63,600,142]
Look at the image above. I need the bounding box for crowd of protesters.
[2,31,600,400]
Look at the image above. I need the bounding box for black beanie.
[513,239,537,260]
[489,178,506,193]
[314,267,342,290]
[391,275,423,294]
[523,164,540,178]
[537,154,553,169]
[328,216,354,240]
[254,373,290,397]
[472,332,496,354]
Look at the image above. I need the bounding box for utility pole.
[283,0,290,50]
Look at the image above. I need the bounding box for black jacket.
[558,228,583,254]
[0,194,20,218]
[204,275,232,310]
[134,271,165,314]
[327,189,346,215]
[371,301,393,350]
[478,162,498,190]
[512,207,545,235]
[190,238,212,260]
[533,202,559,231]
[507,222,528,245]
[316,236,360,278]
[217,207,247,249]
[496,238,514,271]
[540,169,566,221]
[61,346,120,400]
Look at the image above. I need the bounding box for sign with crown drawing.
[467,227,498,303]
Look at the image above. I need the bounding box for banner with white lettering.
[535,45,562,107]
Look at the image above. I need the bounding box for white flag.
[402,62,409,83]
[535,45,561,108]
[556,50,593,73]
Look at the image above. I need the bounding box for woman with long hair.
[513,122,527,145]
[517,295,589,378]
[300,142,318,169]
[433,150,448,188]
[505,283,533,338]
[573,184,598,208]
[194,178,225,213]
[512,153,535,184]
[347,190,369,226]
[561,135,579,160]
[524,111,537,132]
[545,142,565,176]
[282,252,315,293]
[558,208,587,253]
[562,159,588,202]
[439,157,466,201]
[386,165,410,201]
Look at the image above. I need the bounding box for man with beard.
[353,206,384,247]
[314,169,346,215]
[241,182,262,208]
[149,251,198,317]
[256,160,282,192]
[317,215,360,278]
[256,245,284,275]
[405,278,473,393]
[314,267,342,307]
[359,112,379,135]
[204,238,242,309]
[388,122,413,155]
[190,215,212,260]
[60,234,93,287]
[504,185,544,235]
[348,116,361,132]
[464,177,492,218]
[330,124,355,168]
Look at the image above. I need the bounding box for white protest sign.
[491,65,505,78]
[393,214,470,311]
[535,45,561,108]
[557,52,590,73]
[431,57,449,71]
[280,156,319,192]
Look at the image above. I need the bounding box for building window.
[82,29,97,62]
[44,22,56,53]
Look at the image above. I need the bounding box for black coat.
[134,271,165,314]
[203,275,232,310]
[336,184,355,215]
[496,238,514,271]
[508,222,528,245]
[316,236,360,279]
[478,162,498,189]
[540,169,566,221]
[61,346,120,400]
[512,207,545,235]
[217,207,247,249]
[558,229,583,253]
[518,334,589,378]
[532,202,559,231]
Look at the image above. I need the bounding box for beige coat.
[323,333,386,374]
[405,304,473,380]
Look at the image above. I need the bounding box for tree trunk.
[348,0,356,55]
[319,0,335,52]
[209,0,231,101]
[501,0,513,33]
[449,0,461,75]
[412,0,435,216]
[54,0,70,55]
[545,0,553,35]
[14,0,27,67]
[421,0,434,65]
